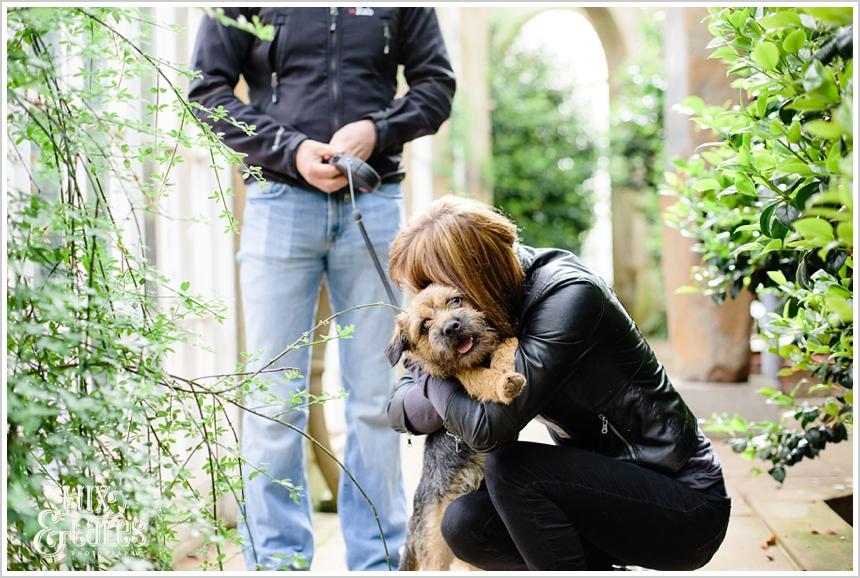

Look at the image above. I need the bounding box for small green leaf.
[693,178,721,192]
[180,281,190,291]
[762,238,783,254]
[802,7,853,26]
[782,29,806,53]
[775,158,814,176]
[769,465,786,484]
[793,218,834,241]
[767,270,788,285]
[787,121,802,144]
[751,41,780,71]
[728,9,749,30]
[827,284,852,298]
[805,120,843,140]
[836,221,852,244]
[759,11,802,30]
[752,150,776,172]
[709,46,739,62]
[823,399,842,417]
[826,141,842,172]
[756,88,769,119]
[734,173,756,196]
[802,60,825,92]
[760,203,777,238]
[731,241,762,257]
[789,93,836,110]
[825,296,853,323]
[758,387,779,399]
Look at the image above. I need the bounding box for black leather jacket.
[188,7,455,189]
[389,245,700,476]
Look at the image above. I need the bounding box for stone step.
[747,489,853,571]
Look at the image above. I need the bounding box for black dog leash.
[328,154,400,307]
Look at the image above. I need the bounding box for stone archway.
[432,6,643,200]
[483,7,647,298]
[489,6,640,99]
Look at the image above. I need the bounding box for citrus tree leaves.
[752,41,780,70]
[667,7,853,482]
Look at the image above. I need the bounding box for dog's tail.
[398,541,419,571]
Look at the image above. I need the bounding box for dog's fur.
[386,284,525,570]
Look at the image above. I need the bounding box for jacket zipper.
[383,20,391,54]
[270,20,284,105]
[328,7,340,134]
[598,413,635,458]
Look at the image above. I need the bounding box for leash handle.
[346,163,400,307]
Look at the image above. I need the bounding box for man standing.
[188,7,455,571]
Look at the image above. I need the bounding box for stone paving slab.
[748,490,853,571]
[175,428,854,572]
[715,434,854,573]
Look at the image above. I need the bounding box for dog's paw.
[500,372,526,402]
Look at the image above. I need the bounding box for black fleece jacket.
[188,7,455,189]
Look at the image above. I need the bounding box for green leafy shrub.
[6,7,387,569]
[490,37,597,253]
[663,7,853,482]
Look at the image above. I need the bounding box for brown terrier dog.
[385,284,526,570]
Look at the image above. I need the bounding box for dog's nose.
[442,319,461,337]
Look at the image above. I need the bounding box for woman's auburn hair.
[388,195,525,336]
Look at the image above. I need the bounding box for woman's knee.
[440,493,489,562]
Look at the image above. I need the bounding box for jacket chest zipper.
[270,18,284,105]
[329,7,340,133]
[383,21,391,54]
[598,413,635,458]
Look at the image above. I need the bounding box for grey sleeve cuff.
[402,384,443,434]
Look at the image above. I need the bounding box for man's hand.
[295,139,347,193]
[329,119,377,161]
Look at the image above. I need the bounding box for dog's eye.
[421,320,431,334]
[449,296,462,307]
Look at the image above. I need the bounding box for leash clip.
[446,431,462,452]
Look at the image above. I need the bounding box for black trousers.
[440,441,731,571]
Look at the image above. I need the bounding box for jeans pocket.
[246,181,290,201]
[370,183,403,199]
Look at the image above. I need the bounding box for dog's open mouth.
[456,336,475,355]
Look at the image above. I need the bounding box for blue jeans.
[236,180,407,570]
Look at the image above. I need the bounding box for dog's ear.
[384,315,409,366]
